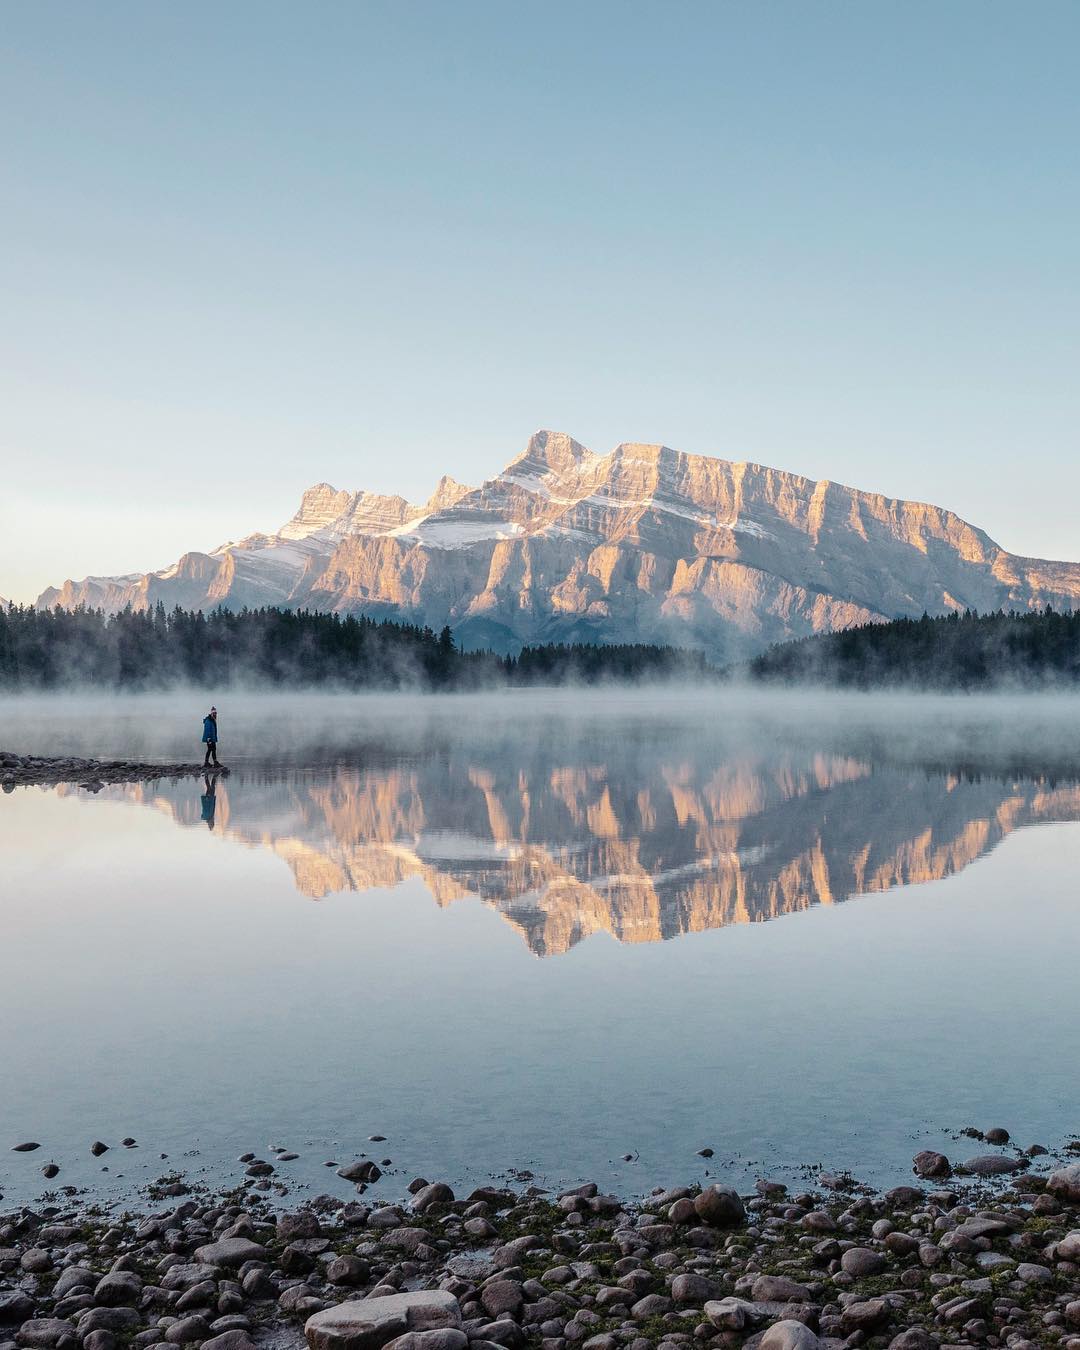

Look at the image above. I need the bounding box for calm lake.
[2,688,1078,1209]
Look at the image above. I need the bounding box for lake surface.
[2,688,1078,1209]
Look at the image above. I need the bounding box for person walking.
[202,706,220,768]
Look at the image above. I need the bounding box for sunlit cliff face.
[75,737,1080,958]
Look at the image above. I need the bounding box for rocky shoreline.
[2,1140,1078,1350]
[0,754,230,790]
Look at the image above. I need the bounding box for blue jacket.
[202,715,218,743]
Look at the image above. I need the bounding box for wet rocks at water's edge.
[2,1153,1080,1350]
[0,753,230,791]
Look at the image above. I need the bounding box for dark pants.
[203,740,219,766]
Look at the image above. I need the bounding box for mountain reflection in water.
[71,734,1080,958]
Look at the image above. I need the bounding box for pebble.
[0,1130,1076,1350]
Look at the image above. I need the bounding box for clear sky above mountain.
[2,1,1078,602]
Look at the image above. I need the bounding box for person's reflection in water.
[200,774,217,831]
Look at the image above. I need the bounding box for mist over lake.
[3,687,1078,1208]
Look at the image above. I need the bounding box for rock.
[704,1299,756,1331]
[800,1210,837,1233]
[411,1183,454,1213]
[0,1293,34,1324]
[479,1282,523,1319]
[93,1272,143,1306]
[840,1247,886,1278]
[164,1317,212,1344]
[21,1249,51,1273]
[15,1321,76,1348]
[759,1321,822,1350]
[840,1300,891,1332]
[667,1197,696,1224]
[11,1142,41,1152]
[90,1141,109,1157]
[42,1164,60,1180]
[278,1211,322,1241]
[1057,1230,1080,1261]
[671,1273,724,1303]
[193,1239,266,1267]
[493,1236,545,1268]
[888,1332,937,1350]
[984,1127,1010,1144]
[752,1275,811,1302]
[327,1255,370,1286]
[913,1152,951,1179]
[938,1297,983,1325]
[280,1244,316,1275]
[240,1269,275,1299]
[955,1217,1011,1239]
[304,1292,462,1350]
[961,1154,1024,1175]
[884,1185,924,1208]
[382,1335,467,1350]
[79,1310,140,1335]
[693,1184,745,1227]
[1047,1164,1080,1203]
[337,1161,382,1184]
[381,1227,430,1254]
[176,1281,216,1310]
[201,1335,256,1350]
[1015,1263,1052,1284]
[630,1295,672,1318]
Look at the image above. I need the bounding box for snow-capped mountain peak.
[35,431,1080,659]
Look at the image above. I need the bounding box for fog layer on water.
[4,684,1080,775]
[2,685,1079,1208]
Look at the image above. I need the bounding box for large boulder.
[693,1184,745,1227]
[305,1293,461,1350]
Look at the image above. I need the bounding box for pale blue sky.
[2,1,1079,602]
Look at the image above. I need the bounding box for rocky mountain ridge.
[77,752,1080,958]
[37,430,1080,657]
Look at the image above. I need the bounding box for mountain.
[71,750,1080,958]
[37,430,1080,658]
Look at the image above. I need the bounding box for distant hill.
[749,608,1080,689]
[35,429,1080,661]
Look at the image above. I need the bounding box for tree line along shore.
[0,604,711,691]
[1,603,1078,692]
